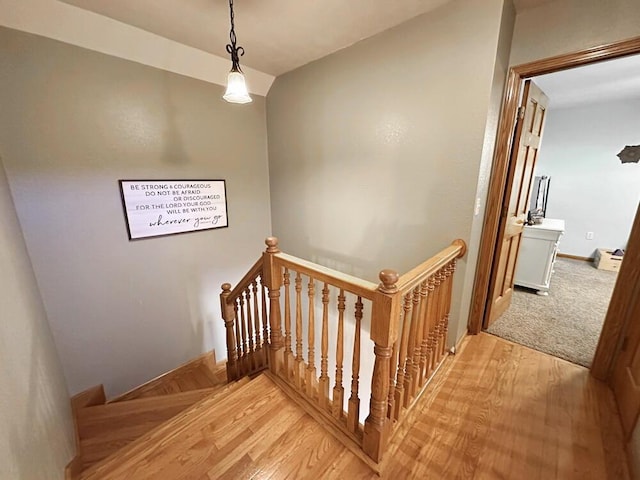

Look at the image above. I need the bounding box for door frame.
[468,35,640,380]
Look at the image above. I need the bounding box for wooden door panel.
[532,100,545,136]
[607,203,640,437]
[490,233,522,321]
[612,275,640,437]
[630,346,640,385]
[518,149,538,214]
[507,154,527,216]
[485,80,549,327]
[504,236,521,289]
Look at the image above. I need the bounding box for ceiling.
[535,54,640,109]
[60,0,451,76]
[60,0,553,77]
[50,0,638,104]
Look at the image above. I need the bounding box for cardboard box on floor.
[595,248,624,272]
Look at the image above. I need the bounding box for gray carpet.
[486,258,618,367]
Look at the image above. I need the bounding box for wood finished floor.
[82,333,629,479]
[384,333,629,479]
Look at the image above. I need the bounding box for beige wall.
[511,0,640,66]
[0,27,272,397]
[0,157,74,478]
[267,0,508,346]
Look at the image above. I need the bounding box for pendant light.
[223,0,252,104]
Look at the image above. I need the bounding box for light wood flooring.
[384,333,629,479]
[80,334,629,479]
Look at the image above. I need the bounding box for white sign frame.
[119,179,228,240]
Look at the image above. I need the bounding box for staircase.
[67,236,467,478]
[68,352,240,478]
[69,361,377,479]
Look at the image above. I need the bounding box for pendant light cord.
[226,0,244,72]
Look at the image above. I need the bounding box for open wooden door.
[484,80,549,328]
[608,204,640,438]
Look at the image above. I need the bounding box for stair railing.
[220,236,466,465]
[220,257,270,380]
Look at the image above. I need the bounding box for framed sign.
[119,179,228,240]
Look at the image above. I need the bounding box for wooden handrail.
[227,257,264,301]
[396,239,466,293]
[275,252,378,300]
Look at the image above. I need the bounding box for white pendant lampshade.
[223,70,252,104]
[223,0,252,105]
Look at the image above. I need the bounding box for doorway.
[468,36,640,379]
[483,59,640,367]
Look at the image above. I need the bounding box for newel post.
[263,237,284,375]
[363,269,401,463]
[220,283,238,382]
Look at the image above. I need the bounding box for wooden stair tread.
[79,388,217,434]
[78,374,368,479]
[109,352,225,403]
[79,377,252,478]
[79,388,218,468]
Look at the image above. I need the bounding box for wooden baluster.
[333,290,346,419]
[319,283,330,409]
[388,338,398,420]
[404,286,420,406]
[425,276,437,377]
[364,270,401,463]
[440,262,456,358]
[394,293,411,420]
[428,273,440,374]
[245,287,255,372]
[418,279,430,386]
[436,268,446,361]
[283,269,293,378]
[260,277,270,367]
[347,296,363,434]
[239,293,248,374]
[294,272,305,389]
[220,283,238,382]
[445,260,458,354]
[430,271,444,372]
[252,280,262,369]
[411,284,426,395]
[436,269,448,364]
[264,237,283,374]
[440,240,465,359]
[233,299,242,375]
[306,278,317,397]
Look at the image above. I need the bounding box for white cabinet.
[514,218,565,295]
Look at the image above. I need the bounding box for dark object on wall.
[617,145,640,164]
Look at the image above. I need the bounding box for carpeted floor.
[486,257,619,368]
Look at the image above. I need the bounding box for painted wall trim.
[0,0,275,96]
